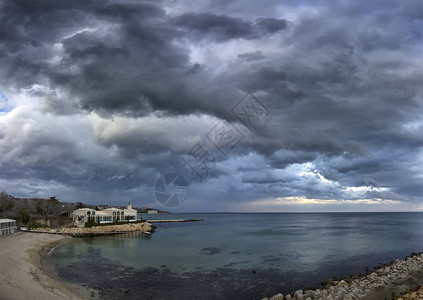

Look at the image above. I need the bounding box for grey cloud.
[1,0,423,208]
[269,150,318,169]
[255,18,288,33]
[173,12,254,42]
[237,51,265,62]
[173,13,288,42]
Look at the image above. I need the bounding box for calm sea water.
[46,213,423,299]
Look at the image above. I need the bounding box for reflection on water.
[47,213,423,299]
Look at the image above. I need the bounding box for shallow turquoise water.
[47,213,423,299]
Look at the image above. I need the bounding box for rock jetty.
[263,252,423,300]
[147,219,204,223]
[29,222,154,237]
[396,286,423,299]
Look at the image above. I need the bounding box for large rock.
[338,280,348,288]
[269,293,283,300]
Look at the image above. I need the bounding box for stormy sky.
[1,0,423,212]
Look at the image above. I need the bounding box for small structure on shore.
[72,203,138,226]
[147,209,158,214]
[124,203,138,220]
[0,219,17,236]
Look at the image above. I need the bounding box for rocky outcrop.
[396,286,423,299]
[265,252,423,300]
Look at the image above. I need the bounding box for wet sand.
[0,232,94,300]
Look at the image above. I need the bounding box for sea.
[45,212,423,299]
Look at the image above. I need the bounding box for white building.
[147,209,158,214]
[124,203,138,221]
[72,203,138,226]
[102,207,125,222]
[95,211,113,223]
[72,208,118,225]
[0,219,17,236]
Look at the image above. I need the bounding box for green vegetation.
[84,216,97,228]
[0,191,75,227]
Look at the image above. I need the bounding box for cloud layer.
[0,0,423,211]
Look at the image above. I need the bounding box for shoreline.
[39,235,99,299]
[0,232,95,300]
[4,231,423,300]
[265,252,423,300]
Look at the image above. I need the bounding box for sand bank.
[0,232,94,300]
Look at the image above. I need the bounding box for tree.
[49,196,59,202]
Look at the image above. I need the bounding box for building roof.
[0,219,16,223]
[102,208,124,211]
[124,207,137,212]
[95,211,110,216]
[74,208,96,211]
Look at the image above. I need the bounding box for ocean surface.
[46,213,423,299]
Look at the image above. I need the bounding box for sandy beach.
[0,232,93,300]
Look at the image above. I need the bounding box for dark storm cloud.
[173,13,288,42]
[0,0,423,209]
[255,18,288,33]
[0,0,189,116]
[237,51,265,62]
[173,13,255,42]
[268,150,318,170]
[0,0,288,118]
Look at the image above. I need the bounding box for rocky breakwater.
[147,219,204,223]
[263,252,423,300]
[30,222,155,237]
[396,286,423,300]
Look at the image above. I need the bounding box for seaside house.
[72,203,138,226]
[147,209,158,214]
[0,219,17,236]
[102,207,125,222]
[73,208,104,225]
[124,203,138,221]
[94,211,113,223]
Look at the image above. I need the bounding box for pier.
[146,219,204,223]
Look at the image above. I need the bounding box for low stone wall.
[29,222,154,237]
[147,219,204,223]
[264,252,423,300]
